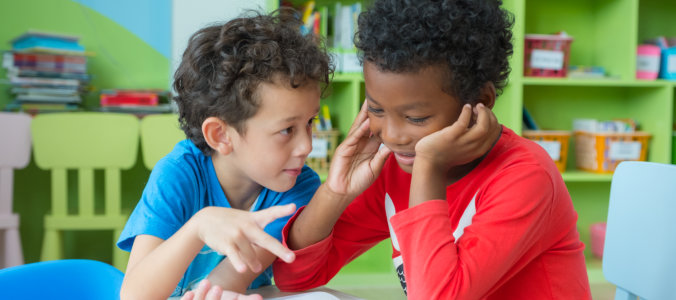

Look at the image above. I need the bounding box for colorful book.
[11,31,85,54]
[100,90,160,106]
[9,52,87,72]
[16,93,81,103]
[522,107,539,130]
[10,76,80,87]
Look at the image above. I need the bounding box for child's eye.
[307,116,318,127]
[367,106,384,115]
[280,127,293,135]
[407,116,430,124]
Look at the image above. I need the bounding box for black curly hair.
[356,0,513,103]
[173,9,333,155]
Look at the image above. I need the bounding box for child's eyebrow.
[278,107,320,123]
[365,90,427,111]
[364,90,378,104]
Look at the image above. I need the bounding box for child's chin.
[396,162,413,174]
[266,178,297,193]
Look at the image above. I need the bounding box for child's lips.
[283,168,302,176]
[394,152,416,165]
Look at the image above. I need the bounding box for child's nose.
[294,129,313,157]
[379,118,410,147]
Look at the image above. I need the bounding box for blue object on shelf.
[659,47,676,80]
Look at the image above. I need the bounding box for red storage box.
[524,34,573,77]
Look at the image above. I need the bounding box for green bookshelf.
[272,0,676,288]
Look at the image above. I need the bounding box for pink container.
[636,44,661,80]
[524,34,574,78]
[590,222,607,259]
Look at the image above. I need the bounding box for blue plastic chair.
[0,259,123,299]
[602,161,676,300]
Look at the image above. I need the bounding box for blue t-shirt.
[117,140,319,296]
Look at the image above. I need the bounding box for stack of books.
[2,31,90,113]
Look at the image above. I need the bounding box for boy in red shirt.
[273,0,592,299]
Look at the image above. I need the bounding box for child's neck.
[211,153,262,210]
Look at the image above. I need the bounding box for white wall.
[170,0,268,87]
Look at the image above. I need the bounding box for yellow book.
[302,1,316,24]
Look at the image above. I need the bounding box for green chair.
[140,114,184,169]
[31,112,139,271]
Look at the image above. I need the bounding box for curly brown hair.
[173,9,333,155]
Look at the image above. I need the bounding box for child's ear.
[202,117,234,155]
[477,82,496,109]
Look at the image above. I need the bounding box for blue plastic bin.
[659,47,676,80]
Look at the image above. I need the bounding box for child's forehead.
[252,79,320,114]
[366,62,447,91]
[365,62,466,107]
[256,73,319,92]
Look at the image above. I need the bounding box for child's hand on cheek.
[414,103,499,173]
[326,101,392,200]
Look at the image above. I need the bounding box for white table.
[248,285,364,300]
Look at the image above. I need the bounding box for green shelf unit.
[518,0,674,262]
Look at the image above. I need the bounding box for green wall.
[1,0,169,264]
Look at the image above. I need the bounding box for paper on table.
[266,291,340,300]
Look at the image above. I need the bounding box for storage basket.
[306,130,340,174]
[524,34,574,77]
[574,131,651,173]
[522,130,571,173]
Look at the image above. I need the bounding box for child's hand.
[414,103,499,173]
[192,204,297,274]
[181,279,262,300]
[326,102,392,199]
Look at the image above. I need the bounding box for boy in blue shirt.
[117,10,333,299]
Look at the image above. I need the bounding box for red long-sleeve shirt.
[274,126,591,299]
